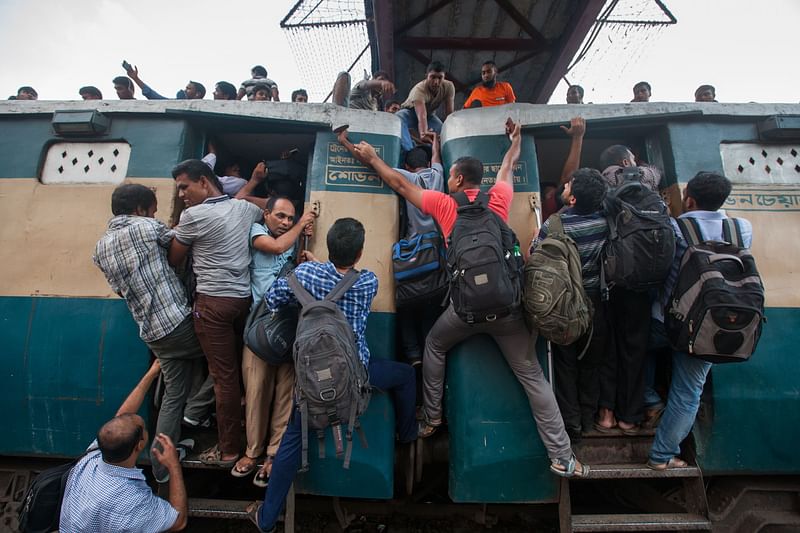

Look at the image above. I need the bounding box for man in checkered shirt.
[93,183,204,482]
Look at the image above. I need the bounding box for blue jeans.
[257,359,416,531]
[396,108,444,152]
[648,350,712,464]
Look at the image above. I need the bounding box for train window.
[40,141,131,185]
[720,143,800,184]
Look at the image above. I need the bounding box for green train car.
[1,100,798,531]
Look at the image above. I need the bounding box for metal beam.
[493,0,546,44]
[396,0,455,34]
[400,48,470,94]
[397,36,545,51]
[371,0,395,79]
[464,50,544,87]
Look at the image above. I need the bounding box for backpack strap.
[676,217,704,247]
[453,190,488,207]
[722,218,744,248]
[547,214,565,238]
[299,401,310,472]
[288,272,316,307]
[324,269,361,302]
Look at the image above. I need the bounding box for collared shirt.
[532,208,609,293]
[175,195,263,298]
[420,181,514,238]
[266,261,378,366]
[94,215,190,342]
[60,443,178,533]
[249,222,295,303]
[652,209,753,322]
[394,163,444,238]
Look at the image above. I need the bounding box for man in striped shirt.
[531,168,611,440]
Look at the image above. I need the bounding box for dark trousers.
[601,287,651,424]
[193,293,251,455]
[397,298,444,361]
[553,293,610,433]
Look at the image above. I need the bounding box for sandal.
[417,419,440,439]
[646,457,689,471]
[231,456,258,478]
[550,454,590,478]
[246,501,275,533]
[199,444,238,468]
[253,456,274,488]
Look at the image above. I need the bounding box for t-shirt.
[349,80,378,111]
[421,181,513,238]
[532,209,609,293]
[240,77,278,100]
[249,222,295,303]
[394,163,444,237]
[401,79,456,115]
[601,164,662,192]
[175,196,263,298]
[463,82,516,108]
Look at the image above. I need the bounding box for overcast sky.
[0,0,796,104]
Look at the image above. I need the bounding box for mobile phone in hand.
[122,60,132,72]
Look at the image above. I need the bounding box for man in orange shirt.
[463,61,516,109]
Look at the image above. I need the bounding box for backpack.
[288,270,371,470]
[243,259,299,365]
[601,172,675,294]
[18,449,95,533]
[392,230,449,308]
[447,191,522,324]
[665,217,765,363]
[524,214,594,346]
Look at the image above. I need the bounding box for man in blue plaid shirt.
[248,218,417,532]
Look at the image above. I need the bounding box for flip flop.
[646,457,689,471]
[246,501,275,533]
[199,444,238,468]
[550,454,590,478]
[253,456,274,488]
[231,456,258,478]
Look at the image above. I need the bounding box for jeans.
[257,358,416,531]
[648,350,712,463]
[396,108,444,152]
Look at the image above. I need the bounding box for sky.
[0,0,796,104]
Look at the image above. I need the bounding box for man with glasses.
[60,361,189,532]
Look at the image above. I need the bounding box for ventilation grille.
[720,143,800,184]
[41,142,131,184]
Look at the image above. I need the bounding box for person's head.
[263,196,297,236]
[632,81,651,102]
[251,65,268,79]
[448,157,483,193]
[373,70,390,82]
[599,144,636,170]
[566,85,584,104]
[480,60,498,85]
[113,76,135,99]
[425,61,446,92]
[695,84,716,102]
[683,171,732,212]
[291,89,308,103]
[79,86,103,100]
[16,86,38,100]
[561,168,607,214]
[252,84,271,101]
[184,81,206,99]
[327,217,365,268]
[404,147,430,171]
[111,183,158,217]
[222,160,241,177]
[171,159,223,207]
[213,81,237,100]
[97,413,147,465]
[383,99,400,113]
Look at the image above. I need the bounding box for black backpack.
[288,270,371,470]
[665,217,765,363]
[447,191,522,323]
[601,173,675,295]
[18,449,95,533]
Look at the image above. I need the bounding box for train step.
[188,497,251,519]
[573,435,654,465]
[581,462,701,480]
[570,512,712,531]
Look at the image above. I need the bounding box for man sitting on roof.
[396,61,455,152]
[123,64,205,100]
[566,84,584,104]
[463,60,516,109]
[239,65,280,101]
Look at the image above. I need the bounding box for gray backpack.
[287,270,371,470]
[524,214,593,347]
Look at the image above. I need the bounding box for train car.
[1,100,799,532]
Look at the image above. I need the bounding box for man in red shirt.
[346,120,588,478]
[463,61,516,109]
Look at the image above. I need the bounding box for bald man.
[59,361,189,532]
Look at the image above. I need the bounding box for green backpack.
[524,214,593,346]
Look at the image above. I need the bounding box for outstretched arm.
[422,131,442,165]
[558,117,586,185]
[496,119,522,186]
[124,65,166,100]
[234,162,268,209]
[339,130,425,210]
[116,360,161,416]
